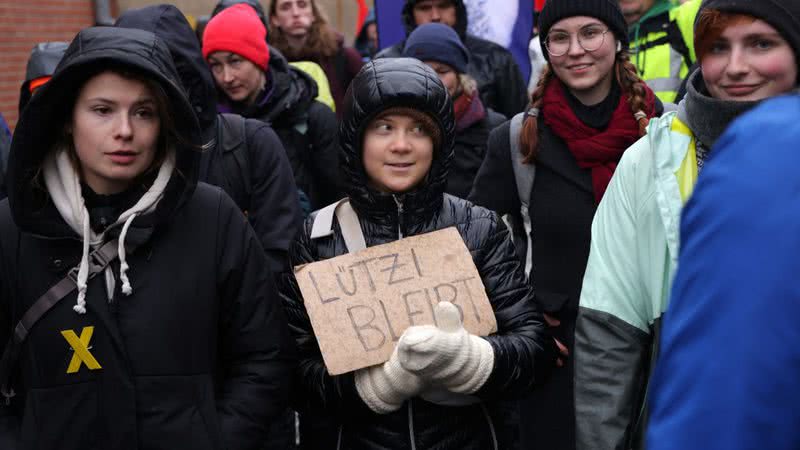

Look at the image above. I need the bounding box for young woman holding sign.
[278,58,561,450]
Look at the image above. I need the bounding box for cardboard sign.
[294,227,497,375]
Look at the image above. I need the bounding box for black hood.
[8,26,201,237]
[235,47,319,124]
[19,41,68,114]
[402,0,469,40]
[339,58,454,221]
[116,4,218,134]
[211,0,267,27]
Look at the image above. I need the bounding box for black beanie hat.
[538,0,628,61]
[698,0,800,62]
[402,23,470,74]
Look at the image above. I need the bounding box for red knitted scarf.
[542,78,656,203]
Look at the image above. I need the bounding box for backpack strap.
[0,238,120,404]
[310,198,366,253]
[218,114,253,210]
[509,112,535,278]
[665,19,693,70]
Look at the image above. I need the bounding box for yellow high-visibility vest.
[629,0,700,104]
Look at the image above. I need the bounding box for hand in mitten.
[354,347,425,414]
[397,302,495,395]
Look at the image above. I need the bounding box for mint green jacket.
[574,112,697,450]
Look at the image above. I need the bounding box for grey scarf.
[677,69,759,149]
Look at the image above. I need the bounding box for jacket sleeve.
[472,213,558,398]
[277,222,372,416]
[308,102,344,206]
[214,190,297,450]
[246,121,302,273]
[491,51,528,118]
[468,121,520,216]
[574,155,653,450]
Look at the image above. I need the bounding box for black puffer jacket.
[279,58,557,450]
[222,48,342,210]
[116,4,301,273]
[376,0,528,119]
[0,26,296,450]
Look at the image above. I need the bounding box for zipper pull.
[392,195,405,239]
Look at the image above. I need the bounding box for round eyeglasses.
[545,26,611,57]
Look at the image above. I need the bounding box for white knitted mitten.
[354,347,425,414]
[397,302,495,394]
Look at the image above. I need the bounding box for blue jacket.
[646,95,800,450]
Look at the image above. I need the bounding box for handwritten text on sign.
[295,227,497,375]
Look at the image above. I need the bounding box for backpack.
[508,112,536,279]
[216,113,313,219]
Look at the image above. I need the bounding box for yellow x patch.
[61,326,102,374]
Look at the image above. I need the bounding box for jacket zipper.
[408,399,417,450]
[393,195,404,239]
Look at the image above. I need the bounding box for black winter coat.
[470,119,594,450]
[225,48,342,210]
[469,96,664,450]
[200,117,302,273]
[279,58,557,450]
[376,0,528,119]
[116,5,302,273]
[447,102,505,199]
[0,27,296,450]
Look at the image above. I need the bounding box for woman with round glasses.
[575,0,800,448]
[469,1,659,449]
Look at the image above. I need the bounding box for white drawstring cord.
[118,213,137,295]
[73,209,91,315]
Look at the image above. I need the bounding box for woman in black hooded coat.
[0,26,295,450]
[279,58,558,450]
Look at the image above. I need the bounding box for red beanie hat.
[202,3,269,71]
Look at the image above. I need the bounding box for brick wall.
[0,0,99,131]
[0,0,369,131]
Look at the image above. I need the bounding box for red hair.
[694,9,757,61]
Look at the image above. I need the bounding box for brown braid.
[615,50,652,136]
[519,64,553,164]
